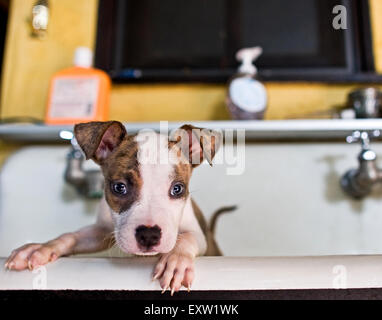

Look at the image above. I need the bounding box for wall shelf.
[1,119,382,142]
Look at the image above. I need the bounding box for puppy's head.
[74,121,221,255]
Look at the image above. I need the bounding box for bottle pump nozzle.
[236,46,263,76]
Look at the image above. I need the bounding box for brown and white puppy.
[4,121,226,294]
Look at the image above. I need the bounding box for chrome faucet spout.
[340,130,382,199]
[63,137,104,199]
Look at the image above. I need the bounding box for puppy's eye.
[169,182,185,198]
[112,182,127,195]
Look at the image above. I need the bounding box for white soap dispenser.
[226,47,268,120]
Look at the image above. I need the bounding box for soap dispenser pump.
[226,47,268,120]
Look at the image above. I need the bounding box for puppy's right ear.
[74,121,127,164]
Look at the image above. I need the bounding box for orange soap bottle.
[45,47,111,125]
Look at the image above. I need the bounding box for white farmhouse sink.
[2,120,382,291]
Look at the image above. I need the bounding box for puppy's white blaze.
[138,132,184,251]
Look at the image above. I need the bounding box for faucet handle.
[346,130,380,149]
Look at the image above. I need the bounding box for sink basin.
[2,120,382,291]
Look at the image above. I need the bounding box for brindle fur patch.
[101,134,142,214]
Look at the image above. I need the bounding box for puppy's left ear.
[74,121,127,164]
[171,124,222,167]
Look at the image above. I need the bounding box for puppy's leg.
[4,224,113,271]
[5,197,114,271]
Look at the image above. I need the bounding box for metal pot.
[347,87,382,119]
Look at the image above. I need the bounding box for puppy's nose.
[135,225,161,248]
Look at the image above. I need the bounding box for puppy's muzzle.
[135,225,161,249]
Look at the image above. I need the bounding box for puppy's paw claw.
[161,286,168,294]
[152,272,160,281]
[5,262,14,270]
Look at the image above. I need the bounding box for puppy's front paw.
[153,252,195,295]
[5,243,59,271]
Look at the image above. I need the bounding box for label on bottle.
[48,77,99,119]
[229,77,267,113]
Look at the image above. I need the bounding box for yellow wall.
[110,83,370,121]
[1,0,382,123]
[370,0,382,73]
[0,0,98,119]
